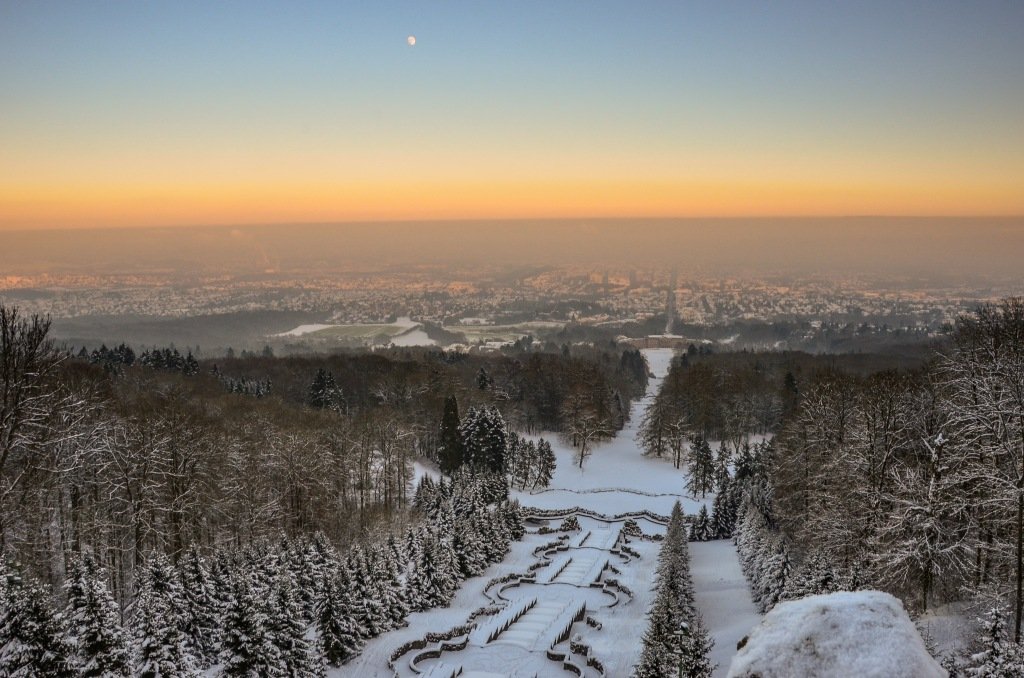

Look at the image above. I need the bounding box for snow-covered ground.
[276,316,436,346]
[512,348,715,518]
[690,540,762,677]
[276,323,337,337]
[344,348,762,676]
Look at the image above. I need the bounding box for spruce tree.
[476,367,492,390]
[676,616,715,678]
[710,477,737,538]
[308,368,343,411]
[691,505,712,542]
[348,547,388,638]
[534,438,556,489]
[459,406,507,473]
[316,567,362,666]
[269,570,322,678]
[219,573,281,677]
[0,565,76,677]
[177,545,219,666]
[134,554,196,678]
[966,606,1024,677]
[438,395,464,473]
[635,579,682,678]
[686,436,716,498]
[713,444,732,492]
[65,555,131,677]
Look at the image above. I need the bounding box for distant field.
[444,321,563,343]
[307,324,410,339]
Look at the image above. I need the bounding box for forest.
[0,303,646,675]
[643,298,1024,674]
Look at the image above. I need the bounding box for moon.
[407,35,416,46]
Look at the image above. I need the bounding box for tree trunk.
[1016,486,1023,642]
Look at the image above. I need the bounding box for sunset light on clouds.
[1,1,1022,228]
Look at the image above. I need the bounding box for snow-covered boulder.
[727,590,946,678]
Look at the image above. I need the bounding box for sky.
[1,1,1023,229]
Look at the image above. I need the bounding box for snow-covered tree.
[782,550,840,601]
[64,555,131,677]
[268,569,322,678]
[134,554,196,678]
[316,566,362,667]
[459,406,507,473]
[0,564,76,677]
[219,573,280,677]
[438,394,464,473]
[534,438,556,489]
[176,546,219,666]
[690,505,713,542]
[686,435,715,498]
[965,606,1024,677]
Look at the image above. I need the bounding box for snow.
[726,591,946,678]
[690,539,762,677]
[343,348,763,677]
[276,323,337,337]
[917,601,972,665]
[511,348,715,518]
[390,328,436,347]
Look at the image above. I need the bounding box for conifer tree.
[965,606,1024,677]
[476,367,492,390]
[690,505,713,542]
[676,616,715,678]
[308,367,343,411]
[177,546,219,665]
[534,438,556,489]
[316,566,362,667]
[710,476,737,538]
[64,555,131,677]
[635,578,683,678]
[782,550,839,601]
[686,436,716,498]
[459,406,507,473]
[371,546,409,630]
[348,547,389,638]
[269,570,322,678]
[408,535,456,609]
[438,395,464,473]
[0,564,76,677]
[219,573,281,677]
[713,444,732,492]
[134,554,196,678]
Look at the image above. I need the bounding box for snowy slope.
[343,348,762,677]
[690,540,763,677]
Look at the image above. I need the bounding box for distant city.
[1,264,1011,356]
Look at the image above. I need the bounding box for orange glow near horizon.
[2,3,1023,230]
[2,177,1022,229]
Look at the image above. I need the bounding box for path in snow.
[343,348,761,677]
[689,540,762,678]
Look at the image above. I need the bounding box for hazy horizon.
[2,217,1022,281]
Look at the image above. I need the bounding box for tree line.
[698,300,1024,673]
[0,303,641,628]
[0,471,523,676]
